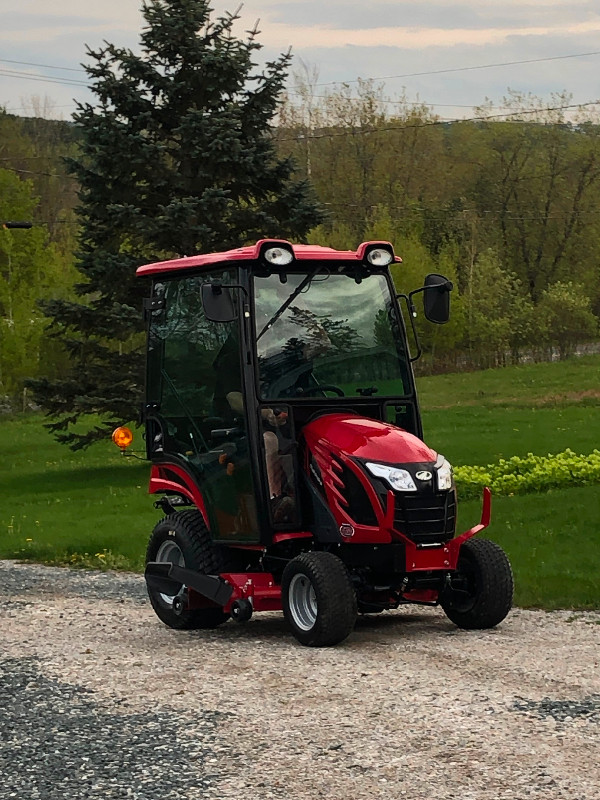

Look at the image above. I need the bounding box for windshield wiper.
[256,268,321,341]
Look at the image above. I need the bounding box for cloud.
[257,0,600,32]
[289,32,600,113]
[2,0,600,119]
[0,3,142,44]
[254,19,600,50]
[3,2,142,26]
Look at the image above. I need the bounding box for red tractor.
[115,240,513,646]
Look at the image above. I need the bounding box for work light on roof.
[264,247,294,266]
[366,248,393,267]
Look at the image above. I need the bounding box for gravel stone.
[0,561,147,604]
[512,695,600,723]
[0,657,226,799]
[1,559,599,800]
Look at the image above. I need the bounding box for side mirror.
[201,283,237,322]
[423,273,452,324]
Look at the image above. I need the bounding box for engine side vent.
[336,461,378,526]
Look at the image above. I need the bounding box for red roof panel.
[136,240,401,277]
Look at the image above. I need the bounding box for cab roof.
[136,240,401,277]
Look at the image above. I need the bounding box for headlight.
[365,462,417,492]
[365,247,393,266]
[436,455,453,491]
[264,246,294,266]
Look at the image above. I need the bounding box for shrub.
[455,449,600,499]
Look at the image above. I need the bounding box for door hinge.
[143,296,165,320]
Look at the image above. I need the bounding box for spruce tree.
[29,0,323,449]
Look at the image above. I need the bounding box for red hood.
[302,413,437,464]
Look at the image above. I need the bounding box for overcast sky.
[1,0,600,119]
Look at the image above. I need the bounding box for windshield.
[253,270,411,400]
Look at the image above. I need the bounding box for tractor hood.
[302,413,437,464]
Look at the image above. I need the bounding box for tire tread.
[441,537,513,630]
[282,551,357,646]
[146,510,229,630]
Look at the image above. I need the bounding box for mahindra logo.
[415,470,432,481]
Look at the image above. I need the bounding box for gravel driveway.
[1,559,599,800]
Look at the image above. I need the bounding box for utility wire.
[277,101,600,142]
[0,58,86,73]
[3,48,600,96]
[322,200,600,213]
[327,210,600,220]
[30,210,600,226]
[0,68,88,88]
[4,49,600,85]
[285,91,596,113]
[2,104,75,114]
[1,165,73,179]
[0,157,65,161]
[312,50,600,87]
[286,93,490,109]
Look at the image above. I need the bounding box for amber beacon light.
[112,426,134,450]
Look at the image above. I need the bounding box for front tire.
[441,538,513,629]
[146,509,229,630]
[282,552,357,646]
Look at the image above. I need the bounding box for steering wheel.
[298,384,345,397]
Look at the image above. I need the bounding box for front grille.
[393,489,457,545]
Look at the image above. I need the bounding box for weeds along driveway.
[1,560,599,800]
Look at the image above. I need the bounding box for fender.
[148,462,210,528]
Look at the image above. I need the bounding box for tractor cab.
[139,240,444,542]
[129,240,512,646]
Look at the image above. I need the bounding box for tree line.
[0,0,598,443]
[0,111,79,407]
[276,78,600,371]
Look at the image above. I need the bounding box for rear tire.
[146,509,229,630]
[282,552,357,646]
[441,538,513,629]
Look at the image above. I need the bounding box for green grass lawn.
[459,487,600,609]
[0,415,155,571]
[417,354,600,409]
[1,355,599,609]
[421,405,599,465]
[418,354,600,465]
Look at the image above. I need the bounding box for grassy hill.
[418,354,600,464]
[1,354,599,609]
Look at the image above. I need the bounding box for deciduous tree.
[0,170,74,403]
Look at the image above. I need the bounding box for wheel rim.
[155,540,185,605]
[288,573,318,631]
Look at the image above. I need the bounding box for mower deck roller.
[122,240,513,646]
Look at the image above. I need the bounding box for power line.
[3,48,600,97]
[1,165,73,179]
[321,203,600,220]
[313,50,600,87]
[285,90,578,115]
[0,68,88,88]
[3,104,76,114]
[0,156,66,162]
[286,92,483,109]
[0,58,86,73]
[277,101,600,142]
[285,89,593,113]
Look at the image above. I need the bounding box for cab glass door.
[146,271,259,542]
